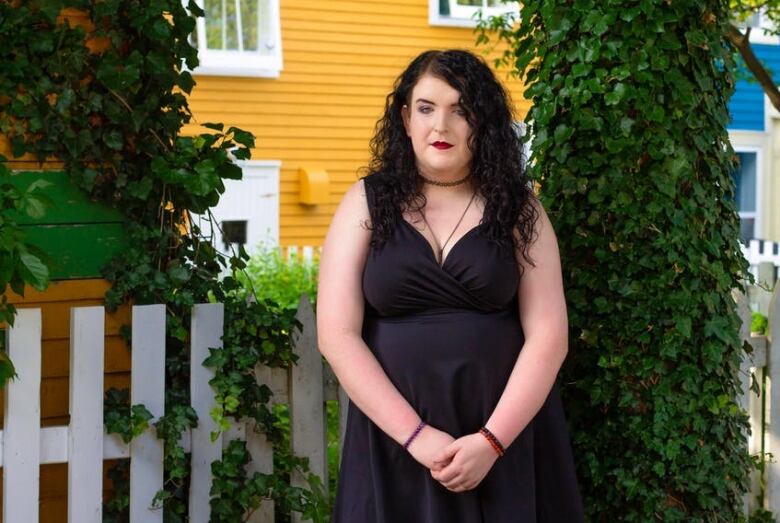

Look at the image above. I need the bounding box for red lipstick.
[432,141,453,150]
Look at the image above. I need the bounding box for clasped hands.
[406,424,499,493]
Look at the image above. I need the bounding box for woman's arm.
[482,196,569,448]
[317,179,454,467]
[431,197,568,491]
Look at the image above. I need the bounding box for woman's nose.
[433,112,449,133]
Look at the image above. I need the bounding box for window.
[430,0,518,28]
[221,220,248,250]
[731,151,759,243]
[188,0,282,77]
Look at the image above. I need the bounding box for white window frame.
[429,0,519,28]
[187,0,283,78]
[730,142,763,243]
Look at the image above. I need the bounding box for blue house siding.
[728,43,780,131]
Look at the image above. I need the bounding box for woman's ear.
[401,104,410,137]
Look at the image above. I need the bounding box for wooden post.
[736,290,766,514]
[767,283,780,513]
[289,294,326,523]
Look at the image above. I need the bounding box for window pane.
[202,0,263,52]
[740,216,756,243]
[241,0,258,51]
[487,0,503,6]
[455,0,482,6]
[732,152,757,212]
[204,0,239,50]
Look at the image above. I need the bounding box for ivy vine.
[0,1,328,520]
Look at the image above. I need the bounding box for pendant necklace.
[419,191,478,266]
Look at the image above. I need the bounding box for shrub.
[237,245,319,312]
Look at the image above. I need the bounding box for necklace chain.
[419,191,478,266]
[417,172,471,187]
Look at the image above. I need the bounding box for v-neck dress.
[332,173,585,522]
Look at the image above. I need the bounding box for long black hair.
[363,49,539,269]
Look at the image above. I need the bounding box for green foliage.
[325,400,341,511]
[237,246,320,312]
[103,460,131,522]
[481,0,756,520]
[203,298,300,442]
[0,159,53,385]
[104,387,155,444]
[0,1,326,520]
[210,439,329,523]
[752,311,768,335]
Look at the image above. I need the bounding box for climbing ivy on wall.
[0,1,328,520]
[481,0,760,521]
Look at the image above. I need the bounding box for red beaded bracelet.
[479,426,505,457]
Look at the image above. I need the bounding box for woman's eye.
[418,106,433,114]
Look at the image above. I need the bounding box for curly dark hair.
[362,48,539,269]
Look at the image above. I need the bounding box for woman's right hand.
[406,425,456,472]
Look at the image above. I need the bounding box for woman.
[317,49,584,522]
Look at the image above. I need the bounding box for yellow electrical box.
[298,167,330,205]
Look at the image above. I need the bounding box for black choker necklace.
[417,173,471,187]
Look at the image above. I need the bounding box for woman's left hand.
[429,433,499,492]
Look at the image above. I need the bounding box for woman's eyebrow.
[414,98,462,107]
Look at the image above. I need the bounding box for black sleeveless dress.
[332,174,585,522]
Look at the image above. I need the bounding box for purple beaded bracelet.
[402,421,427,449]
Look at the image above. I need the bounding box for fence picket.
[189,303,224,523]
[130,304,166,523]
[68,306,105,523]
[245,420,275,522]
[290,294,326,523]
[767,284,780,514]
[3,308,42,523]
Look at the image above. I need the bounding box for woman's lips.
[432,142,453,150]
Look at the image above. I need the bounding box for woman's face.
[401,74,473,180]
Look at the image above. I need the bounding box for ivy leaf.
[675,317,691,338]
[22,194,50,219]
[19,252,49,291]
[0,352,17,387]
[167,265,190,285]
[127,178,153,199]
[177,71,196,94]
[227,127,255,149]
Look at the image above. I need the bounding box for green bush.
[752,312,768,336]
[237,245,319,312]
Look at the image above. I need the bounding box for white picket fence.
[1,295,335,523]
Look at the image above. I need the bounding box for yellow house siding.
[184,0,531,248]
